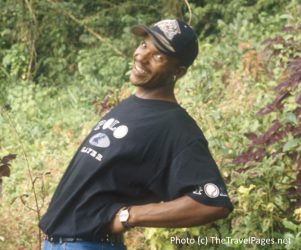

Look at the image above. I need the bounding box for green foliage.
[76,46,128,92]
[187,0,291,39]
[1,0,301,249]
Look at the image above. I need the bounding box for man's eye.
[154,54,164,61]
[140,40,146,48]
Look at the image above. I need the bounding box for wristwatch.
[119,207,132,229]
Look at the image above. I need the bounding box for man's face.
[129,36,181,89]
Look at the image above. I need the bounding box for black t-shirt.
[39,95,233,239]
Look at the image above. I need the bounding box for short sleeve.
[149,138,233,210]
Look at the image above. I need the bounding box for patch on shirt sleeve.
[193,183,228,198]
[204,183,220,198]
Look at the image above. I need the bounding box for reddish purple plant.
[0,154,17,179]
[0,154,17,196]
[233,25,301,208]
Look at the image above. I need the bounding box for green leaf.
[282,219,298,232]
[283,138,300,152]
[281,112,298,125]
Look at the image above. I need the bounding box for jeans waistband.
[45,233,123,244]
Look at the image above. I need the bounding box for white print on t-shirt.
[81,146,103,161]
[89,133,111,148]
[80,118,129,162]
[94,118,128,139]
[192,186,203,195]
[113,125,128,139]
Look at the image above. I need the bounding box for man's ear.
[175,66,187,79]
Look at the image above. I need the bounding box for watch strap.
[121,220,131,229]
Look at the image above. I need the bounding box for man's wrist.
[119,207,134,229]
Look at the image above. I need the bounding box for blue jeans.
[43,240,127,250]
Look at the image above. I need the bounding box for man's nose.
[134,48,150,63]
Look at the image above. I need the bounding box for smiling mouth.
[133,63,148,75]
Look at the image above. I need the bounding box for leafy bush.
[0,1,300,250]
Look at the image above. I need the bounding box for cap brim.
[131,25,176,55]
[131,25,149,37]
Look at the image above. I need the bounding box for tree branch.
[23,0,38,81]
[47,0,126,58]
[184,0,192,25]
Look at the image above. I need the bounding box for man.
[39,19,233,250]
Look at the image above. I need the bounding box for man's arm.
[110,195,231,233]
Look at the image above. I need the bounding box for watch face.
[119,209,129,222]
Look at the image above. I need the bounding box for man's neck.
[135,88,177,103]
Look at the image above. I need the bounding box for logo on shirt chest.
[81,117,129,162]
[89,133,111,148]
[94,118,128,139]
[88,118,129,148]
